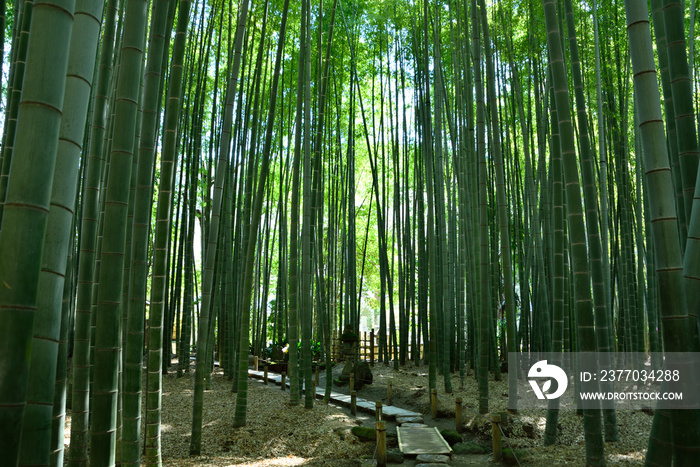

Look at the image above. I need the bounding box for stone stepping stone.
[382,405,421,419]
[396,415,424,424]
[416,454,451,464]
[400,422,429,427]
[415,464,450,467]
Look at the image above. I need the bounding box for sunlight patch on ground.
[236,456,308,466]
[608,451,646,463]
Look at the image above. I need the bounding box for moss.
[453,442,487,454]
[440,429,463,446]
[387,450,404,463]
[351,426,376,442]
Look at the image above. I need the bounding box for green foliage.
[291,340,323,361]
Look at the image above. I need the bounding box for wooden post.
[387,381,392,406]
[351,390,357,416]
[312,385,316,400]
[376,420,387,467]
[362,332,366,361]
[264,366,268,385]
[315,366,319,386]
[431,389,437,419]
[254,356,259,371]
[349,373,354,392]
[281,372,286,390]
[370,329,375,366]
[455,397,462,432]
[376,401,383,421]
[492,414,502,461]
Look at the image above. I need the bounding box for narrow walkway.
[248,369,422,419]
[248,368,455,461]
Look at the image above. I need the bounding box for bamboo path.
[248,368,422,419]
[247,368,454,457]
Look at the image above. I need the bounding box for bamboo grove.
[0,0,699,465]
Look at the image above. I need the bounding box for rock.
[354,361,373,390]
[400,422,428,427]
[522,421,536,439]
[396,415,424,424]
[416,454,450,463]
[334,378,347,387]
[439,429,462,446]
[502,448,528,465]
[415,463,450,467]
[463,414,491,434]
[453,442,487,454]
[387,450,404,463]
[351,426,376,442]
[333,427,350,440]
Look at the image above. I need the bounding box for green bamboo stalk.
[662,0,699,230]
[67,0,119,463]
[477,0,515,407]
[234,0,291,423]
[50,231,76,467]
[0,0,75,462]
[19,0,103,463]
[542,0,605,462]
[189,0,250,452]
[0,0,34,224]
[649,0,686,239]
[624,0,700,463]
[544,70,563,445]
[88,0,148,463]
[471,0,490,415]
[433,4,453,394]
[143,0,190,462]
[300,0,314,409]
[121,0,171,464]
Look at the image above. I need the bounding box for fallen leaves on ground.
[160,370,370,466]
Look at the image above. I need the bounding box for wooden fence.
[330,330,424,364]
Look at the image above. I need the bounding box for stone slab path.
[248,368,457,461]
[248,369,422,420]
